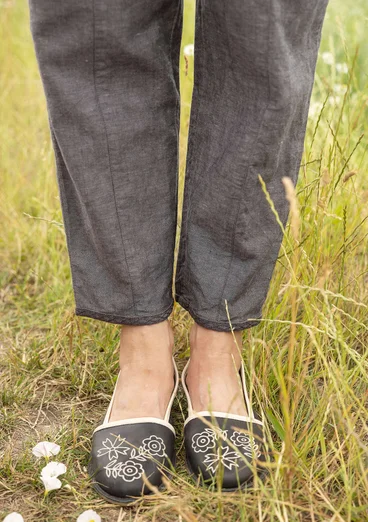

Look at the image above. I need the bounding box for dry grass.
[1,0,368,520]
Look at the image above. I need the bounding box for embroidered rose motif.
[117,460,144,482]
[192,429,216,453]
[97,436,129,460]
[97,434,167,482]
[141,435,166,457]
[230,431,261,458]
[230,431,251,447]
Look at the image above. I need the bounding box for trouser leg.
[29,0,183,324]
[175,0,329,331]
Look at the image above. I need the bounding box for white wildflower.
[3,514,24,522]
[40,461,67,492]
[32,441,61,458]
[77,510,102,522]
[321,51,334,65]
[328,95,341,106]
[336,62,348,74]
[333,84,347,95]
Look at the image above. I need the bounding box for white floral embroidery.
[103,459,145,481]
[104,459,121,479]
[141,435,166,457]
[96,435,167,483]
[192,429,216,453]
[191,426,262,474]
[203,446,240,474]
[230,430,261,458]
[119,460,145,482]
[97,436,129,460]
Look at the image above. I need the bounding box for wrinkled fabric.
[29,0,328,331]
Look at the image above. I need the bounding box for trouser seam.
[215,0,272,322]
[92,0,136,313]
[170,0,183,295]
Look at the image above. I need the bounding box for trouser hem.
[175,296,261,332]
[75,303,174,326]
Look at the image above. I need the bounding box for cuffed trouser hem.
[175,296,261,332]
[75,303,174,326]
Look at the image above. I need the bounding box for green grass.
[1,0,368,520]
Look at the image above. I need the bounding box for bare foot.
[185,323,248,416]
[109,320,175,422]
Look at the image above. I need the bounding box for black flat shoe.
[182,358,268,491]
[88,358,179,504]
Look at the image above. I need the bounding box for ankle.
[189,323,243,369]
[119,320,174,362]
[120,319,174,343]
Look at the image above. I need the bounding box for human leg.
[179,0,328,420]
[29,0,184,423]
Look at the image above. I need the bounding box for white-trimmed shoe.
[89,358,179,504]
[182,358,268,490]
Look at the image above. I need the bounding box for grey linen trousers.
[29,0,328,332]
